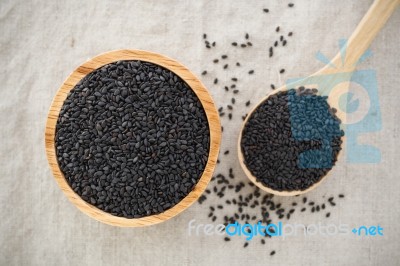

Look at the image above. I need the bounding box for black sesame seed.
[270,250,276,256]
[279,69,285,73]
[232,42,238,46]
[288,3,294,7]
[246,101,251,107]
[55,60,210,218]
[202,70,207,75]
[263,8,269,13]
[248,70,254,75]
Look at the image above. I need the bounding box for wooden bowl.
[45,49,221,226]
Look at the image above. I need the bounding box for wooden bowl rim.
[45,49,221,226]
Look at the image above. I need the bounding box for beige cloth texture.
[1,0,399,265]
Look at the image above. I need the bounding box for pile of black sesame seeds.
[241,88,344,191]
[55,60,210,218]
[198,2,346,254]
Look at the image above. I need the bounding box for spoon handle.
[329,0,399,71]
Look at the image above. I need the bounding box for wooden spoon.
[238,0,399,196]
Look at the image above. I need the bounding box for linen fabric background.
[0,0,399,265]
